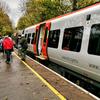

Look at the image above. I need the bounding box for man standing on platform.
[20,34,28,61]
[2,34,14,64]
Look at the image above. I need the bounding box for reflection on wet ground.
[0,52,59,100]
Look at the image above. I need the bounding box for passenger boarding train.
[20,3,100,88]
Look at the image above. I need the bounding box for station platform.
[0,51,99,100]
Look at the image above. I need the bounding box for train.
[19,3,100,88]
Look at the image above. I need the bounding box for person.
[17,35,22,56]
[0,35,3,52]
[2,35,14,64]
[20,34,28,61]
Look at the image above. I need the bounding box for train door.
[38,24,45,56]
[36,22,51,60]
[33,24,45,56]
[41,22,51,60]
[33,25,39,55]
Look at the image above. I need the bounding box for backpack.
[3,37,14,50]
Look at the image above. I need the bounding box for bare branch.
[0,0,10,13]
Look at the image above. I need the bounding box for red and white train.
[20,3,100,88]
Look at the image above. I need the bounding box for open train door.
[33,25,39,55]
[36,22,51,60]
[41,22,51,60]
[34,23,46,59]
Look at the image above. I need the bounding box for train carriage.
[47,3,100,87]
[22,3,100,88]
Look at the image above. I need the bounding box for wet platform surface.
[0,51,99,100]
[0,53,60,100]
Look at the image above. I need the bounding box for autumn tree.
[76,0,100,9]
[17,0,100,30]
[17,0,70,29]
[0,1,13,35]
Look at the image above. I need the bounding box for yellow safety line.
[14,52,66,100]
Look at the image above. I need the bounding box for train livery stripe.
[14,52,66,100]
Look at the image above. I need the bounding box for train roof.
[24,25,37,30]
[38,2,100,24]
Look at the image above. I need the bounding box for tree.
[72,0,77,11]
[0,1,13,35]
[17,0,71,29]
[77,0,100,9]
[17,0,100,30]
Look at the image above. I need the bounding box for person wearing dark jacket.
[0,35,3,52]
[20,35,28,61]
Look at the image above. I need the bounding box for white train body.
[48,4,100,83]
[24,25,36,52]
[22,3,100,85]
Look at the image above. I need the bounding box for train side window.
[48,29,60,48]
[88,24,100,55]
[31,33,35,44]
[27,33,31,44]
[25,34,27,38]
[62,26,83,52]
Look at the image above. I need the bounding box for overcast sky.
[1,0,26,27]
